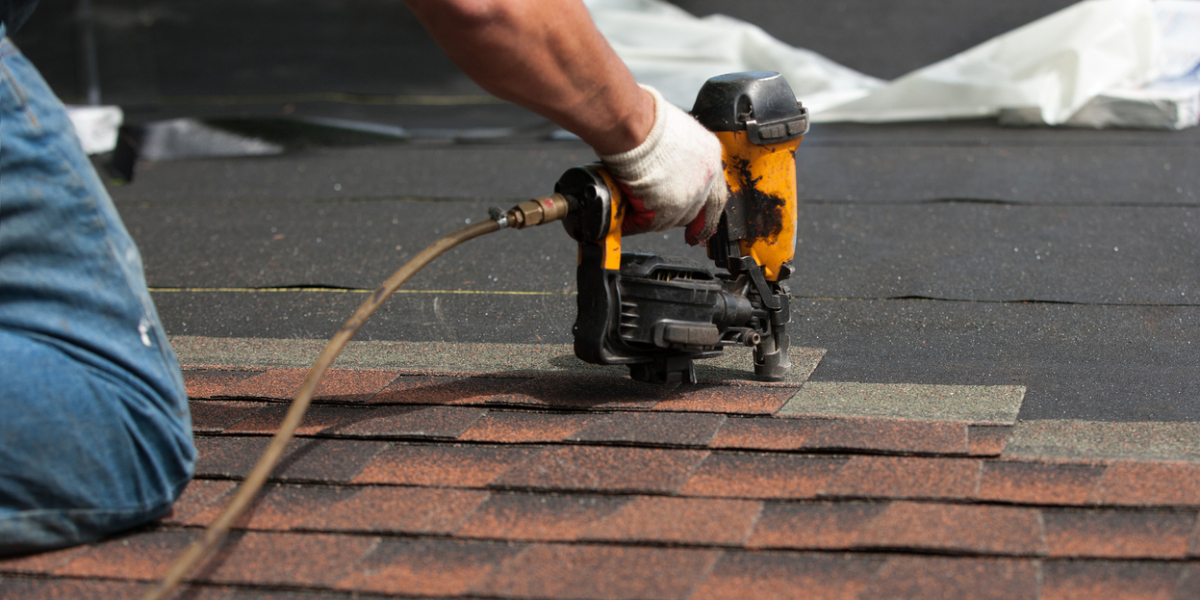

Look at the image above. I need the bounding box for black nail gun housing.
[561,71,804,385]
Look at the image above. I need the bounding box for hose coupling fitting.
[506,193,570,229]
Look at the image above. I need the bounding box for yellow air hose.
[143,194,569,600]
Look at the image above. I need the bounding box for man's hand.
[600,86,728,245]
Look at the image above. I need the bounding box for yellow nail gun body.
[556,72,808,384]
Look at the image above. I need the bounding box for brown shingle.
[567,412,727,447]
[198,531,378,587]
[53,529,197,580]
[978,461,1106,505]
[710,418,816,450]
[860,556,1040,600]
[654,384,796,415]
[491,374,671,410]
[352,443,533,487]
[1043,508,1195,559]
[493,446,708,494]
[222,404,358,435]
[458,410,600,443]
[327,405,486,439]
[312,486,490,534]
[681,453,845,499]
[581,496,762,546]
[747,502,888,550]
[217,368,397,402]
[456,493,630,542]
[195,436,388,483]
[823,456,981,500]
[188,400,268,433]
[158,479,237,526]
[187,484,351,530]
[183,368,264,399]
[334,538,523,596]
[1041,561,1182,600]
[0,577,149,599]
[482,544,720,600]
[800,418,968,455]
[369,375,524,405]
[0,545,90,575]
[856,502,1046,555]
[969,425,1013,456]
[690,551,884,600]
[1090,462,1200,507]
[273,438,390,483]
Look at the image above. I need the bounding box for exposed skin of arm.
[403,0,654,155]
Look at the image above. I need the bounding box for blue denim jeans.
[0,30,194,555]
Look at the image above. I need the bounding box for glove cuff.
[598,85,725,233]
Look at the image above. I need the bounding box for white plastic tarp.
[585,0,1200,129]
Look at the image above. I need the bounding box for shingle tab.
[493,446,708,493]
[823,456,981,500]
[681,453,846,499]
[370,374,524,405]
[653,384,796,414]
[456,493,630,542]
[860,556,1040,600]
[567,412,727,447]
[779,382,1025,424]
[978,461,1106,505]
[1043,509,1196,559]
[0,578,149,600]
[353,443,534,487]
[856,502,1046,555]
[1006,420,1200,463]
[747,501,887,550]
[1040,561,1183,600]
[491,375,671,410]
[1091,463,1200,507]
[188,400,268,433]
[709,417,816,450]
[334,538,524,596]
[482,544,720,600]
[197,531,379,587]
[580,496,762,546]
[53,529,198,580]
[217,368,397,402]
[182,368,264,399]
[689,551,884,600]
[159,479,237,526]
[458,410,600,443]
[327,405,486,438]
[222,404,358,435]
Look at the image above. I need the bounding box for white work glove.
[598,85,728,245]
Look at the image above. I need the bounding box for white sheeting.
[66,105,123,154]
[586,0,1200,129]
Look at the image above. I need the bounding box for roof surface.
[5,0,1200,597]
[5,339,1200,598]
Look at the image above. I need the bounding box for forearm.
[404,0,653,154]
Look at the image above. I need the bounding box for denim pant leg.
[0,33,195,555]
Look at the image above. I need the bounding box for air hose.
[142,194,569,600]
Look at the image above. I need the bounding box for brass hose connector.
[504,193,570,229]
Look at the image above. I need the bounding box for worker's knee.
[0,331,194,556]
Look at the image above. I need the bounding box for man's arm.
[404,0,654,155]
[404,0,728,243]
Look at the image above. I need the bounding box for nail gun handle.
[557,163,625,271]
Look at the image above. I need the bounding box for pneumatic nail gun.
[555,71,808,384]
